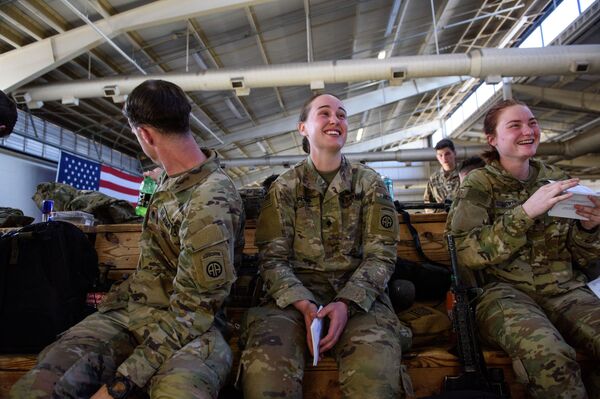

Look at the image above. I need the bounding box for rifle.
[443,234,510,398]
[394,200,451,212]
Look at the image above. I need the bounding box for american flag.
[56,151,142,204]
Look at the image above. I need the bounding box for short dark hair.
[0,90,18,138]
[122,80,191,135]
[459,156,485,174]
[434,138,455,152]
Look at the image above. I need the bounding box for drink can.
[42,200,54,222]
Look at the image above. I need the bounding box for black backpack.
[0,221,98,353]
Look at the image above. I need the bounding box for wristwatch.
[107,374,135,399]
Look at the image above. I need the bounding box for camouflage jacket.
[255,156,399,312]
[446,159,600,296]
[33,182,141,224]
[423,166,460,204]
[98,149,245,387]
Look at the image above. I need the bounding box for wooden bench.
[0,214,590,398]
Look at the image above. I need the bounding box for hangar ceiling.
[1,0,599,187]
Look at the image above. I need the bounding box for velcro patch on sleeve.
[201,250,226,282]
[456,186,491,207]
[370,196,399,238]
[255,190,284,245]
[189,223,233,284]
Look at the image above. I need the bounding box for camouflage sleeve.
[447,176,535,270]
[336,177,398,312]
[568,222,600,268]
[117,183,239,387]
[256,181,317,309]
[423,178,435,203]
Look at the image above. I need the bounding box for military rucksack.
[0,207,34,228]
[0,221,98,352]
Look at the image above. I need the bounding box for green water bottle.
[135,176,157,217]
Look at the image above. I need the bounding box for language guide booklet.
[310,306,323,366]
[548,182,599,221]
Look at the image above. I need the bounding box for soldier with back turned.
[11,79,245,399]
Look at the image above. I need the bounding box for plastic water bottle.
[42,199,54,222]
[135,176,157,217]
[383,177,394,201]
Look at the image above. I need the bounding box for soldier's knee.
[339,354,402,399]
[514,354,586,399]
[151,369,219,399]
[240,346,304,399]
[241,360,303,399]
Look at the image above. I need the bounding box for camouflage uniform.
[446,159,600,399]
[240,156,411,399]
[423,166,460,204]
[0,206,33,227]
[32,182,142,224]
[11,149,245,399]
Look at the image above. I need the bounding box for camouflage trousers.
[476,282,600,399]
[239,300,411,399]
[10,309,232,399]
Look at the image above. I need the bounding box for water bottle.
[42,199,54,222]
[383,177,394,201]
[135,176,157,217]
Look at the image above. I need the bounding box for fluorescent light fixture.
[356,127,364,141]
[499,16,527,48]
[377,50,386,60]
[256,141,268,154]
[192,52,208,70]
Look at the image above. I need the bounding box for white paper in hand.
[548,181,599,220]
[310,306,323,366]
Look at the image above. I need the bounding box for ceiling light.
[256,141,268,154]
[356,128,364,141]
[377,50,386,60]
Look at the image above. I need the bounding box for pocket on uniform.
[189,223,234,286]
[293,197,323,261]
[341,201,362,255]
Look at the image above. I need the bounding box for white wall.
[0,150,57,222]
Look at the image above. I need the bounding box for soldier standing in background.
[239,93,411,399]
[424,138,460,206]
[11,79,245,399]
[446,99,600,399]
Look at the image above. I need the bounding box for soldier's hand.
[576,195,600,230]
[293,299,319,356]
[317,301,348,353]
[143,167,163,182]
[90,384,113,399]
[522,178,579,219]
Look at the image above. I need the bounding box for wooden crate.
[93,224,142,281]
[0,354,36,398]
[397,213,449,265]
[2,215,590,399]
